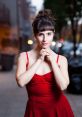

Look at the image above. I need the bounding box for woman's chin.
[42,45,49,49]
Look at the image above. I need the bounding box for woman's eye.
[47,32,51,35]
[38,33,43,36]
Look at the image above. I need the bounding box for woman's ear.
[33,36,36,43]
[33,35,38,44]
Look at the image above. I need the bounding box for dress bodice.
[26,72,62,103]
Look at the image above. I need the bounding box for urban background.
[0,0,82,117]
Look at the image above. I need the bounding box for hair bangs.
[37,20,54,33]
[32,10,56,35]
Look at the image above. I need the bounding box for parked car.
[76,43,82,56]
[67,55,82,94]
[55,41,82,94]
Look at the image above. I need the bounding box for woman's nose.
[43,35,46,41]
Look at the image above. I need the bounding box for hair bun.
[39,9,52,16]
[32,9,56,35]
[37,9,55,21]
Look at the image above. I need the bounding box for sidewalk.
[0,66,82,117]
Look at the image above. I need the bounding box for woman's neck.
[32,46,41,60]
[34,44,41,51]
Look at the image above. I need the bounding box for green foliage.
[44,0,82,33]
[44,0,67,33]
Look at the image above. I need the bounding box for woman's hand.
[40,48,49,61]
[40,48,53,62]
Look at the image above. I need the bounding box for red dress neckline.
[26,52,59,77]
[35,70,53,77]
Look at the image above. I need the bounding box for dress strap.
[56,54,59,64]
[26,52,29,68]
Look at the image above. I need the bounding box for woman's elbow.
[16,78,25,88]
[61,81,70,91]
[18,81,25,88]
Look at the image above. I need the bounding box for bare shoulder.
[27,49,36,61]
[59,55,68,65]
[59,55,67,61]
[27,49,34,56]
[18,52,27,60]
[19,52,26,56]
[18,50,33,58]
[18,50,34,65]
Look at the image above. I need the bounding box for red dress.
[24,53,74,117]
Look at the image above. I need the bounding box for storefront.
[0,0,33,71]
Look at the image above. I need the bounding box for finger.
[43,53,49,57]
[42,49,49,53]
[41,49,46,53]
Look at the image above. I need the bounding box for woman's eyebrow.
[39,32,44,34]
[38,32,44,36]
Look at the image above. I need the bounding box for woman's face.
[35,30,54,49]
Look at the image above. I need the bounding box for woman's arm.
[41,48,70,90]
[50,55,70,90]
[16,52,43,87]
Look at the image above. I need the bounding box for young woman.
[16,9,74,117]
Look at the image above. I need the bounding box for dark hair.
[32,9,56,36]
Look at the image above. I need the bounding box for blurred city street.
[0,66,82,117]
[0,0,82,117]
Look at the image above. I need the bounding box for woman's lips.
[42,42,48,45]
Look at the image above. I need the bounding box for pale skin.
[16,30,70,90]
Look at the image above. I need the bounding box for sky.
[31,0,44,12]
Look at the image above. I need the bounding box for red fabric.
[26,52,29,68]
[24,53,74,117]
